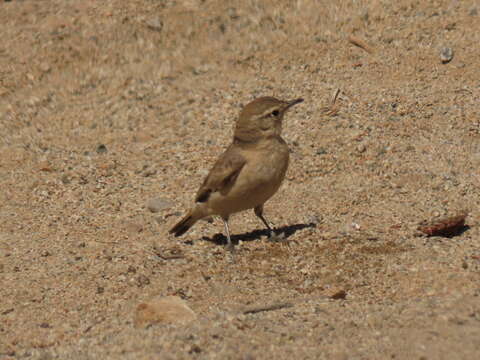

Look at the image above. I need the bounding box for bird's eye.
[271,110,280,117]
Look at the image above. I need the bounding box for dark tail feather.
[169,213,198,237]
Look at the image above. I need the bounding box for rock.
[440,47,454,63]
[61,174,71,184]
[39,62,51,73]
[135,274,150,287]
[96,144,107,154]
[124,221,143,233]
[146,197,173,213]
[134,296,196,328]
[418,211,468,237]
[133,131,153,143]
[38,160,54,172]
[146,17,163,32]
[325,287,347,300]
[356,144,366,153]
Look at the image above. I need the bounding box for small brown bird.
[169,96,304,251]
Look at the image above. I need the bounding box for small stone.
[307,215,322,225]
[328,289,347,300]
[143,169,157,177]
[61,174,71,184]
[133,131,153,143]
[1,308,13,315]
[147,197,174,213]
[41,250,50,257]
[440,47,454,63]
[356,144,366,153]
[96,144,107,154]
[146,17,163,32]
[136,274,150,287]
[189,345,202,354]
[124,221,143,233]
[39,62,51,73]
[38,161,54,172]
[134,296,196,328]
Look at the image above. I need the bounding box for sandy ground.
[1,0,480,359]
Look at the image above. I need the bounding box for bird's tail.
[169,209,202,237]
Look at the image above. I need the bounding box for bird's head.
[234,96,303,142]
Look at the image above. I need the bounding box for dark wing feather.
[195,145,246,203]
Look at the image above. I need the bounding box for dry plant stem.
[242,302,293,315]
[322,88,341,116]
[152,244,185,260]
[348,35,374,54]
[331,88,341,105]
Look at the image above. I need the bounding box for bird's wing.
[195,145,246,203]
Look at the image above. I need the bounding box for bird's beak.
[284,98,304,111]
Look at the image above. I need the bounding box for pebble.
[39,62,51,73]
[356,144,366,153]
[96,144,107,154]
[134,296,196,328]
[326,288,347,300]
[135,274,150,287]
[61,174,71,184]
[146,197,174,213]
[124,221,143,233]
[440,47,454,63]
[146,17,163,32]
[37,161,54,172]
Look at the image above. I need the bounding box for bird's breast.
[236,139,290,195]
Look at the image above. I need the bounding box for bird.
[169,96,304,252]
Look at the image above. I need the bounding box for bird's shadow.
[201,222,316,246]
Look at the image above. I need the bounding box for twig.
[331,88,341,105]
[152,243,185,260]
[321,88,341,116]
[348,35,374,54]
[242,302,293,315]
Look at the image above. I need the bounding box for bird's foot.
[226,241,236,253]
[268,231,286,243]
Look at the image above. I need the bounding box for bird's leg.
[254,205,276,238]
[221,216,235,253]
